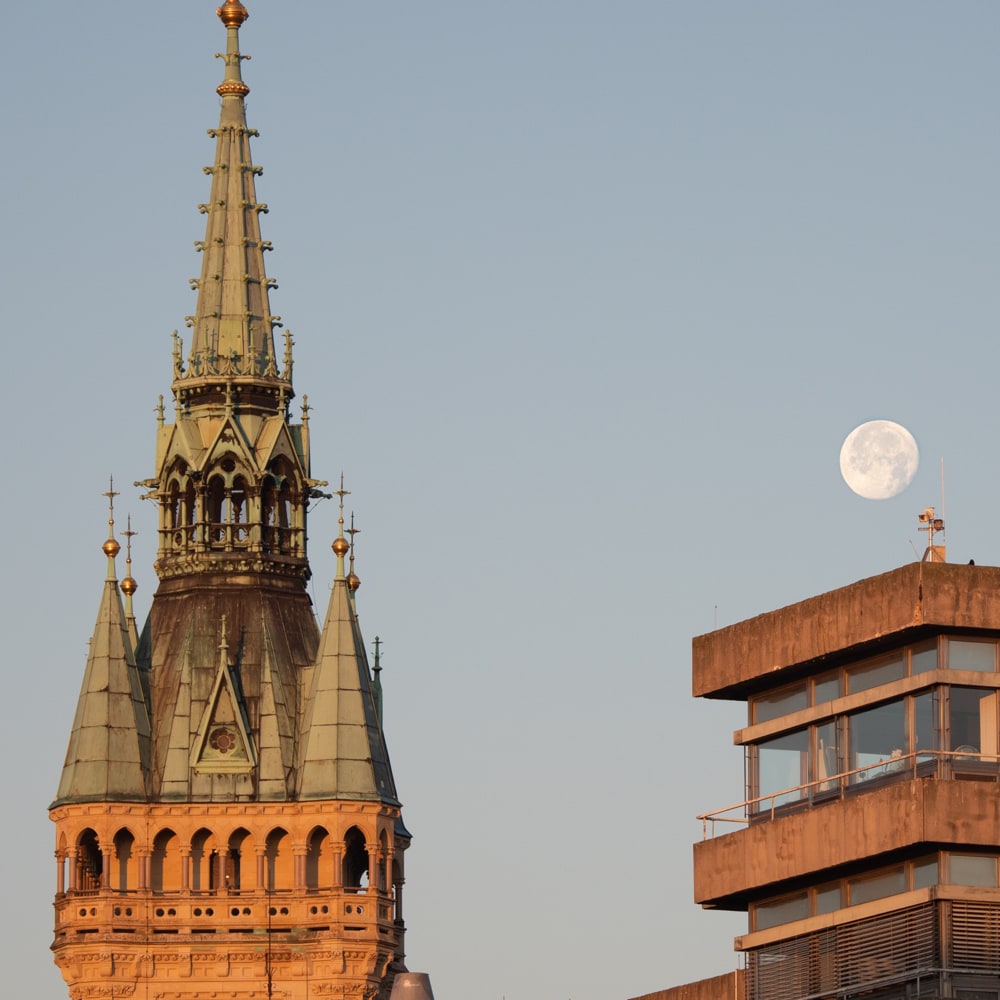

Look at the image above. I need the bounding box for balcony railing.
[54,887,397,941]
[698,749,1000,839]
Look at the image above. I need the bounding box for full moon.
[840,420,919,500]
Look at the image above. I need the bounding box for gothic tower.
[50,5,410,998]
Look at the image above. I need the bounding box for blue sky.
[2,3,999,999]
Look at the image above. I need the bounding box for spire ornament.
[332,475,350,580]
[347,512,361,594]
[102,477,121,581]
[216,1,250,99]
[121,515,139,649]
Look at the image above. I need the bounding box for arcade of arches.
[53,806,405,925]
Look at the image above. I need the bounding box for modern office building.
[49,4,412,998]
[648,549,1000,1000]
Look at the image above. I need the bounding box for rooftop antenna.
[918,507,946,563]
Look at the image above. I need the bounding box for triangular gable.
[202,413,258,474]
[156,417,206,477]
[190,634,256,775]
[255,417,305,473]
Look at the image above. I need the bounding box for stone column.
[395,877,404,923]
[332,845,343,889]
[68,850,78,892]
[101,847,113,889]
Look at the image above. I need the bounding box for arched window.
[231,476,249,545]
[378,830,389,892]
[207,476,225,545]
[183,478,197,540]
[306,827,330,891]
[264,828,293,891]
[77,829,102,892]
[343,827,368,891]
[113,829,136,892]
[227,828,251,892]
[166,481,180,533]
[151,829,181,893]
[191,828,219,893]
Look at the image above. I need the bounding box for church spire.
[173,0,285,415]
[53,486,151,807]
[147,0,319,584]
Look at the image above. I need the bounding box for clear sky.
[3,2,999,998]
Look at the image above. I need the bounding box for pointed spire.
[175,0,287,414]
[298,558,399,804]
[52,494,151,806]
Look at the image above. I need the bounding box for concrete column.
[56,854,65,896]
[181,850,191,891]
[101,848,112,889]
[366,848,379,895]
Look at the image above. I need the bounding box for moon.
[840,420,919,500]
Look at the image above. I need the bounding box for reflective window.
[950,639,998,673]
[755,892,808,930]
[910,641,938,676]
[815,883,841,915]
[950,854,998,887]
[848,655,905,694]
[756,730,809,808]
[815,720,838,792]
[849,867,905,905]
[813,670,840,705]
[950,688,999,756]
[913,856,939,889]
[754,684,807,724]
[912,691,937,762]
[849,701,906,782]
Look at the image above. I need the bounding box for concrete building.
[50,4,412,998]
[647,555,1000,1000]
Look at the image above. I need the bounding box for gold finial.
[215,1,251,101]
[347,512,361,593]
[217,0,250,28]
[332,475,350,576]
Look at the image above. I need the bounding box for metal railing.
[698,749,1000,839]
